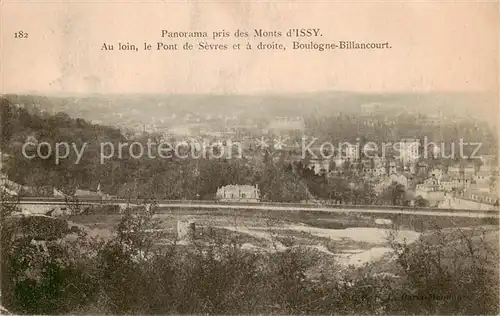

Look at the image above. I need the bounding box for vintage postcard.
[0,1,499,315]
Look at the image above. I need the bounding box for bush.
[2,201,499,315]
[388,226,499,315]
[4,215,69,241]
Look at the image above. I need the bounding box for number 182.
[14,31,28,38]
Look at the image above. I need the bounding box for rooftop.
[218,184,258,192]
[75,189,101,197]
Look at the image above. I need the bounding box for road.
[8,199,498,218]
[155,203,498,218]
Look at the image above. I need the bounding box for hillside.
[0,97,308,201]
[2,91,496,128]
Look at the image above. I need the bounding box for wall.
[439,197,497,211]
[177,220,195,241]
[16,202,130,215]
[18,204,57,214]
[219,198,259,203]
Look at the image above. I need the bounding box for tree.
[0,99,14,151]
[414,195,430,207]
[381,182,406,206]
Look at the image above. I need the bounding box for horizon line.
[1,90,496,98]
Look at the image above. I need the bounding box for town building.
[468,190,498,205]
[366,156,386,177]
[361,159,374,176]
[469,180,491,193]
[475,165,491,181]
[267,117,305,133]
[463,163,476,179]
[386,160,397,174]
[443,162,477,191]
[74,189,102,199]
[448,163,461,178]
[372,165,387,177]
[74,184,110,200]
[345,144,359,161]
[430,143,441,158]
[0,172,28,196]
[453,178,472,191]
[429,167,444,181]
[438,175,454,192]
[415,179,445,206]
[439,190,498,211]
[216,184,260,202]
[333,155,347,168]
[402,171,417,189]
[398,138,420,165]
[307,159,331,175]
[480,155,497,170]
[416,161,429,176]
[468,165,492,192]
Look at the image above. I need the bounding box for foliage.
[415,195,430,207]
[388,226,499,315]
[1,99,308,202]
[1,200,498,315]
[380,182,408,206]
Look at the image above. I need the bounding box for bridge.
[4,198,499,218]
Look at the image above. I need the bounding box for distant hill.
[0,97,126,196]
[2,92,496,128]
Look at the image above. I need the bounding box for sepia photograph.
[0,1,499,315]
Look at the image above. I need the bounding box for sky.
[1,1,498,95]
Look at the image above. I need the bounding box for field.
[67,207,499,273]
[4,205,499,315]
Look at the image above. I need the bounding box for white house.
[216,184,260,202]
